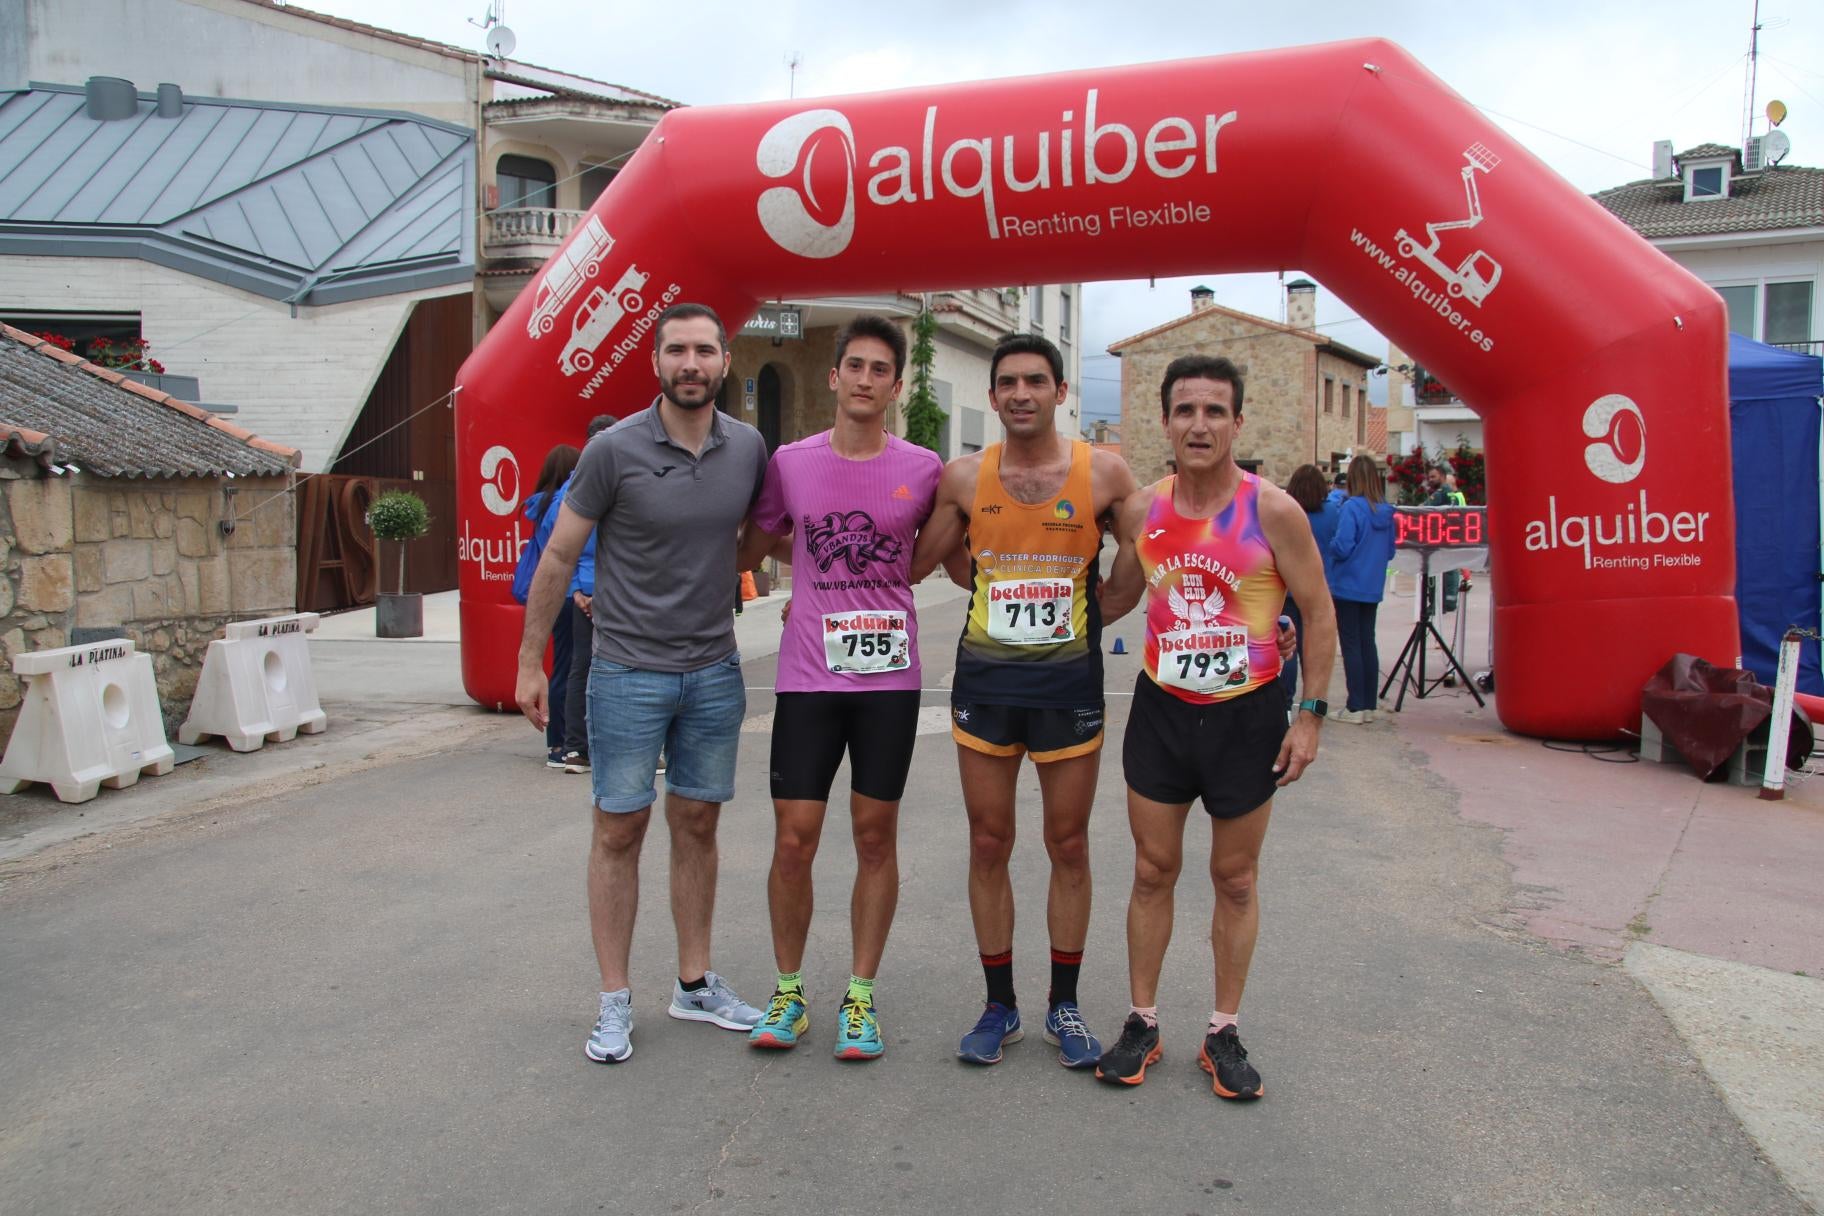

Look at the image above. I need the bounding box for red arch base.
[454,38,1737,741]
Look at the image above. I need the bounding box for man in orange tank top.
[910,334,1139,1069]
[1092,354,1336,1100]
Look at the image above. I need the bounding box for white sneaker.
[586,989,633,1063]
[669,971,763,1030]
[1332,709,1368,724]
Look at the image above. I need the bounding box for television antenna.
[471,1,515,59]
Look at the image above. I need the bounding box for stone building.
[0,325,298,741]
[1110,281,1379,486]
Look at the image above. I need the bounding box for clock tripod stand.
[1380,548,1485,711]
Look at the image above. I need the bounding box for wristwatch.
[1297,698,1328,719]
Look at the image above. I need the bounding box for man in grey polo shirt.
[516,302,770,1064]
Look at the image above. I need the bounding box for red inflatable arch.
[454,38,1736,741]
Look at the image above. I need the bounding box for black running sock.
[981,950,1015,1008]
[1048,948,1083,1007]
[679,976,706,993]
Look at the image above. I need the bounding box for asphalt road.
[0,594,1807,1215]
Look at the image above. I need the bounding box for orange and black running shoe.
[1198,1025,1263,1099]
[1094,1014,1161,1086]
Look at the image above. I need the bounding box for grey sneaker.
[585,989,633,1063]
[668,971,763,1030]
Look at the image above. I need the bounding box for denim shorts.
[586,651,747,813]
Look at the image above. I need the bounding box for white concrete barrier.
[178,613,327,752]
[0,639,176,803]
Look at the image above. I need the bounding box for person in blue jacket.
[1276,464,1342,704]
[551,414,619,774]
[1328,454,1396,723]
[520,444,581,766]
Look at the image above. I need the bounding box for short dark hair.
[834,315,907,380]
[586,413,618,438]
[1285,463,1328,513]
[989,332,1064,387]
[1159,355,1245,418]
[654,302,727,352]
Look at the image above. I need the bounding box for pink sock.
[1208,1010,1238,1034]
[1130,1005,1159,1028]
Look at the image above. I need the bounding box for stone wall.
[0,465,296,743]
[1117,311,1372,487]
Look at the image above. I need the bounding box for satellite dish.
[1763,128,1792,166]
[486,24,516,58]
[1767,99,1788,128]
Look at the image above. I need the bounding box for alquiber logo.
[757,109,856,259]
[1582,394,1645,484]
[756,89,1241,254]
[479,445,520,516]
[1524,393,1709,571]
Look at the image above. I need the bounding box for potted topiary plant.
[367,490,431,638]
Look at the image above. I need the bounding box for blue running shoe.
[834,996,884,1061]
[957,1001,1022,1064]
[1042,1000,1102,1069]
[748,989,809,1049]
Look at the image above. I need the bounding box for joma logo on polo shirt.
[653,466,677,478]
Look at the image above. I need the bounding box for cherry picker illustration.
[1395,142,1503,306]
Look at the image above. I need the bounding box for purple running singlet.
[751,431,942,693]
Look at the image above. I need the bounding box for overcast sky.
[302,0,1823,421]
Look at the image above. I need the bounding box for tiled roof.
[485,70,679,110]
[1591,163,1824,239]
[0,324,297,478]
[1676,143,1740,165]
[0,422,58,470]
[0,84,474,305]
[1110,300,1381,368]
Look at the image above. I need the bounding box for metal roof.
[0,84,474,306]
[0,324,298,478]
[1592,163,1824,240]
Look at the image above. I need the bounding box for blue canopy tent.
[1729,333,1824,694]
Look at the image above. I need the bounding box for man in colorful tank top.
[735,316,943,1062]
[1091,354,1336,1100]
[909,333,1139,1070]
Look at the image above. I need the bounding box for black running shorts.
[950,698,1104,763]
[770,690,923,803]
[1122,674,1287,819]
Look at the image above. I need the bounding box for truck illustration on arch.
[558,264,650,377]
[526,215,613,340]
[1394,142,1503,307]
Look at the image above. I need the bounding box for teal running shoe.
[834,996,884,1061]
[748,989,809,1049]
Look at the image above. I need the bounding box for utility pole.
[1740,0,1763,147]
[786,52,803,99]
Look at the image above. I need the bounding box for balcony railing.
[484,207,588,255]
[1770,339,1822,358]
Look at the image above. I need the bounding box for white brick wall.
[1,256,468,470]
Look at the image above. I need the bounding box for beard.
[660,368,725,412]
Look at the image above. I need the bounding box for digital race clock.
[1393,505,1488,550]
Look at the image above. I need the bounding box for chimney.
[156,83,184,119]
[84,76,139,122]
[1652,140,1674,180]
[1286,278,1317,331]
[1092,420,1108,443]
[1189,284,1215,312]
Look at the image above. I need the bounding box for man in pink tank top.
[1094,354,1336,1100]
[736,316,943,1060]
